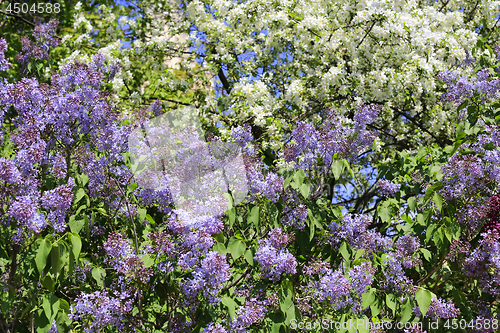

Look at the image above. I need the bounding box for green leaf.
[68,233,81,263]
[227,207,236,229]
[214,242,227,255]
[41,294,59,322]
[244,249,254,266]
[36,239,52,274]
[386,294,396,314]
[141,254,155,267]
[433,192,443,211]
[370,298,382,317]
[74,188,86,204]
[228,238,246,260]
[221,296,237,318]
[378,206,391,222]
[361,289,375,309]
[343,159,355,178]
[400,298,413,323]
[138,207,147,221]
[415,287,432,317]
[424,181,443,203]
[294,169,305,188]
[92,268,106,287]
[300,183,310,198]
[407,196,416,212]
[50,245,61,276]
[278,285,293,313]
[267,203,280,229]
[357,315,370,333]
[420,248,432,262]
[42,276,55,293]
[332,160,345,180]
[339,242,350,260]
[247,206,260,230]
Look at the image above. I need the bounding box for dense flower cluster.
[69,290,133,332]
[284,105,379,169]
[304,260,376,313]
[0,38,10,71]
[437,69,500,105]
[254,228,297,281]
[414,297,460,320]
[17,18,60,73]
[3,8,500,332]
[378,179,401,198]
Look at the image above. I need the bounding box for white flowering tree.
[35,0,499,212]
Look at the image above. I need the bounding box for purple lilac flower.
[47,320,58,333]
[437,68,500,106]
[0,38,10,71]
[483,195,500,234]
[328,213,371,248]
[440,153,487,200]
[246,165,283,202]
[381,253,412,293]
[17,19,60,73]
[202,322,227,333]
[309,268,352,310]
[69,290,133,332]
[232,124,253,149]
[378,179,401,197]
[149,99,162,116]
[462,231,500,296]
[281,189,308,230]
[348,262,377,312]
[0,158,21,184]
[8,195,37,222]
[182,251,231,304]
[254,228,296,281]
[394,235,422,268]
[230,299,267,332]
[413,297,460,320]
[284,105,379,169]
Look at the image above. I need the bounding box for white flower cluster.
[180,0,500,145]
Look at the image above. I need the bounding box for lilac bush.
[2,17,500,333]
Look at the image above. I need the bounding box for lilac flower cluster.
[229,299,268,332]
[380,253,412,293]
[413,297,460,320]
[254,228,296,281]
[281,188,308,230]
[437,68,500,105]
[0,38,10,71]
[394,235,422,268]
[377,179,401,197]
[483,195,500,234]
[303,258,376,313]
[16,18,60,73]
[328,213,371,248]
[462,231,500,296]
[0,26,134,240]
[41,179,75,232]
[104,232,153,283]
[69,290,133,332]
[202,322,227,333]
[284,105,379,169]
[245,163,284,202]
[182,251,231,304]
[440,153,487,200]
[232,124,254,154]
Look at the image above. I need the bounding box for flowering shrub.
[1,7,500,333]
